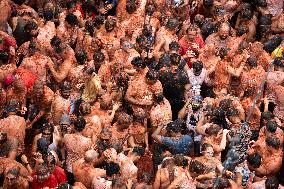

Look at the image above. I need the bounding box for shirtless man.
[0,0,12,32]
[250,135,283,177]
[205,22,233,51]
[56,13,79,47]
[96,16,125,59]
[125,65,163,115]
[50,81,74,125]
[2,167,29,189]
[73,150,106,188]
[63,116,92,184]
[235,3,257,42]
[0,100,26,155]
[154,17,179,60]
[150,94,172,130]
[266,84,284,122]
[47,36,76,83]
[258,121,284,145]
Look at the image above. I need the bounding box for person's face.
[146,77,156,85]
[105,21,115,32]
[0,133,7,143]
[219,27,229,40]
[29,28,39,37]
[42,130,52,143]
[60,124,69,135]
[61,89,71,99]
[187,29,197,39]
[34,88,44,100]
[81,104,91,115]
[203,146,214,158]
[5,173,18,185]
[193,67,202,76]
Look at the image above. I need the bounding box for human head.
[0,132,7,143]
[261,111,274,121]
[85,20,95,34]
[142,24,152,36]
[203,0,213,8]
[46,153,56,172]
[189,160,205,174]
[145,4,155,16]
[60,81,72,99]
[133,108,146,121]
[166,17,179,31]
[265,177,279,189]
[6,100,19,115]
[201,143,214,158]
[169,41,180,52]
[84,149,99,163]
[117,113,133,130]
[37,138,48,156]
[41,123,54,144]
[192,95,203,111]
[186,25,198,40]
[131,57,146,70]
[174,154,188,168]
[247,152,262,168]
[237,25,249,37]
[74,116,86,132]
[194,14,205,28]
[218,47,230,59]
[0,51,9,63]
[43,4,54,21]
[218,23,230,40]
[75,49,87,65]
[219,99,232,111]
[213,178,230,189]
[5,168,20,186]
[240,3,252,20]
[146,69,159,84]
[265,136,281,149]
[126,0,138,14]
[93,15,105,29]
[60,114,71,135]
[35,164,50,183]
[50,36,62,53]
[192,61,203,76]
[158,53,171,69]
[170,53,181,66]
[100,93,113,110]
[267,121,278,133]
[65,13,79,26]
[24,20,39,37]
[263,35,283,53]
[79,102,91,116]
[247,55,257,68]
[105,17,116,32]
[166,119,184,136]
[201,20,215,38]
[129,147,145,162]
[106,162,120,177]
[154,93,164,104]
[205,124,222,136]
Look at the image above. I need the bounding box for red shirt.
[179,35,205,67]
[53,166,67,185]
[31,172,58,189]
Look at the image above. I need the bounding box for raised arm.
[47,59,73,83]
[152,125,165,144]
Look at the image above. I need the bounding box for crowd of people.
[0,0,284,188]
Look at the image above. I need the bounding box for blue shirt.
[161,135,193,155]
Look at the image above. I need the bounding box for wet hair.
[174,154,188,168]
[24,21,38,32]
[259,15,272,26]
[213,178,230,189]
[126,2,137,14]
[219,99,232,111]
[85,20,94,34]
[93,15,105,28]
[60,81,72,91]
[226,108,239,117]
[170,53,181,65]
[265,136,280,149]
[41,123,54,134]
[261,111,274,121]
[146,70,159,81]
[257,0,267,7]
[133,147,145,156]
[158,53,171,68]
[267,121,278,133]
[166,18,179,31]
[240,3,252,19]
[50,36,61,47]
[201,143,213,152]
[145,4,155,16]
[247,55,257,67]
[74,116,86,132]
[0,51,9,62]
[66,0,77,9]
[263,36,283,54]
[192,61,203,72]
[105,19,116,32]
[205,124,222,135]
[93,51,105,63]
[194,15,204,28]
[238,41,249,52]
[189,160,205,174]
[166,119,184,133]
[117,113,133,126]
[169,41,180,51]
[47,153,56,166]
[142,24,152,36]
[96,140,111,154]
[265,177,279,189]
[247,152,261,168]
[203,0,213,8]
[131,57,146,69]
[236,25,249,36]
[201,21,215,38]
[218,47,230,59]
[155,93,164,103]
[65,13,79,26]
[75,50,87,65]
[273,57,283,67]
[105,162,120,177]
[13,0,25,5]
[43,9,54,21]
